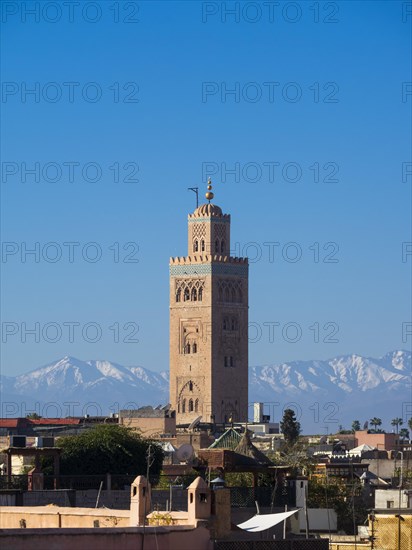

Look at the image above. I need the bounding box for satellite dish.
[176,444,194,463]
[188,416,202,430]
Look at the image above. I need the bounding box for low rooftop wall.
[0,525,213,550]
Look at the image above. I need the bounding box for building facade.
[169,181,248,424]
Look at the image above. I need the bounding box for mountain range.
[1,350,410,433]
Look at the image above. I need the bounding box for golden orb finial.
[205,177,214,201]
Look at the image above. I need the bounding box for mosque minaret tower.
[169,180,248,424]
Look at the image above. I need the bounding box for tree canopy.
[280,408,301,445]
[351,420,361,432]
[391,418,403,434]
[56,424,164,478]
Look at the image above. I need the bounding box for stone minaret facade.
[169,180,248,424]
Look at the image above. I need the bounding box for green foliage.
[308,478,367,534]
[26,413,41,419]
[399,428,410,440]
[225,472,254,487]
[55,425,164,478]
[391,417,403,434]
[351,420,361,432]
[369,417,382,433]
[280,408,301,445]
[271,442,315,477]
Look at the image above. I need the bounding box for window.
[224,356,228,367]
[223,318,228,330]
[182,399,186,413]
[224,288,230,302]
[195,399,199,412]
[191,288,197,301]
[231,288,236,302]
[221,240,224,253]
[189,399,194,412]
[184,288,190,301]
[193,240,199,252]
[201,240,205,252]
[192,342,197,353]
[219,288,223,301]
[215,240,219,253]
[184,343,191,354]
[387,501,394,509]
[189,381,193,391]
[231,318,236,330]
[198,288,203,301]
[176,289,181,302]
[230,356,234,367]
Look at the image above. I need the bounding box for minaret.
[169,180,248,424]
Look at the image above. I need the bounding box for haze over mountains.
[1,351,410,433]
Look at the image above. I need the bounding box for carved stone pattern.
[175,279,205,294]
[192,223,206,239]
[217,279,243,303]
[214,224,226,240]
[170,264,248,277]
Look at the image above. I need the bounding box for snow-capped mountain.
[0,356,170,417]
[249,350,411,431]
[0,351,410,432]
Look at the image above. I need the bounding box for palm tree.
[408,418,412,432]
[391,417,403,434]
[399,428,410,441]
[351,420,361,433]
[370,417,382,432]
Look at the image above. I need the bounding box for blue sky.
[1,0,411,377]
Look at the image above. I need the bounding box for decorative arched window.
[192,342,197,353]
[201,240,205,252]
[231,317,236,330]
[218,287,223,302]
[191,288,197,301]
[189,381,193,391]
[231,288,236,302]
[221,240,225,253]
[198,288,203,301]
[224,356,228,367]
[238,289,242,302]
[189,399,194,412]
[182,399,186,413]
[223,318,227,330]
[176,289,181,302]
[184,287,190,301]
[215,240,219,253]
[178,402,180,413]
[193,240,199,252]
[195,399,199,413]
[230,356,234,367]
[224,287,230,302]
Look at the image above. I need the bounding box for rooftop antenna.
[188,187,199,208]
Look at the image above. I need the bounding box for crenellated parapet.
[170,255,248,264]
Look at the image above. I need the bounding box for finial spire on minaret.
[205,177,214,202]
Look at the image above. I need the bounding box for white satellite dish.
[175,444,194,463]
[188,416,202,430]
